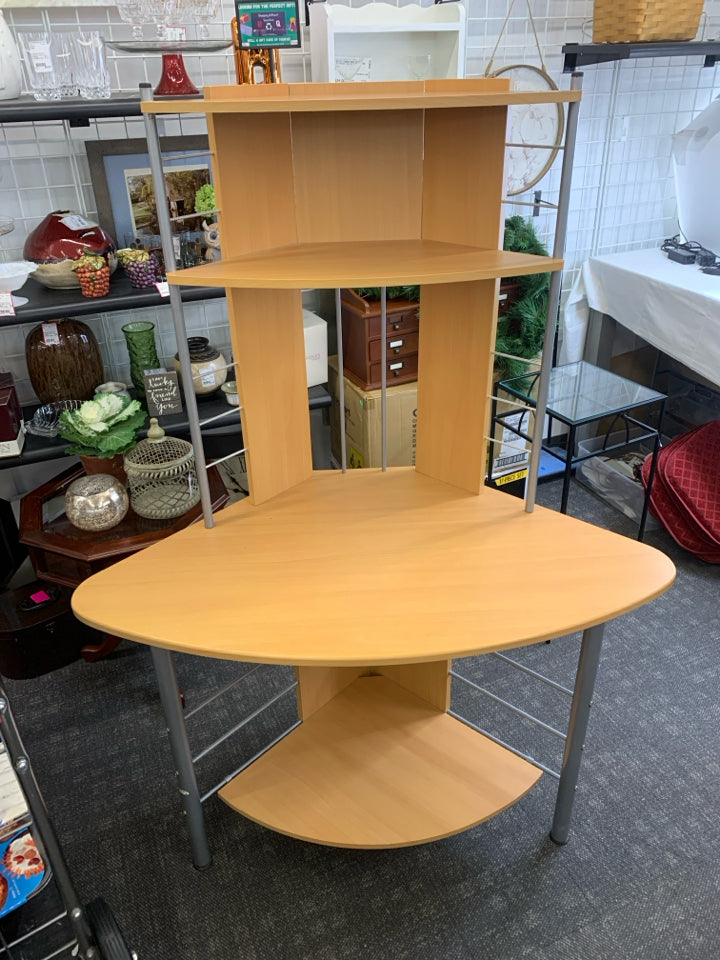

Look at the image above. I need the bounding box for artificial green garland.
[496,215,551,378]
[352,217,550,378]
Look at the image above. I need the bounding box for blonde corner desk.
[72,79,675,868]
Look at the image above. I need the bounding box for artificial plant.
[495,215,551,379]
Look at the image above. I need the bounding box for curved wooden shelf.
[141,81,581,116]
[167,242,563,290]
[71,468,676,665]
[218,675,542,848]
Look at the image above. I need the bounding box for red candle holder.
[154,53,199,97]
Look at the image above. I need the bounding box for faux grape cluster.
[71,253,110,298]
[117,248,160,289]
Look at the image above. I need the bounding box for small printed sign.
[0,294,14,317]
[155,281,169,298]
[143,370,183,418]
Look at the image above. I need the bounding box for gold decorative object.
[64,474,129,532]
[231,17,282,84]
[123,419,201,520]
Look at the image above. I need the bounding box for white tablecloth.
[559,248,720,388]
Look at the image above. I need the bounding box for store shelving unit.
[562,40,720,72]
[72,79,675,867]
[309,2,466,82]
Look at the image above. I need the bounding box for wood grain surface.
[72,468,676,665]
[218,674,543,848]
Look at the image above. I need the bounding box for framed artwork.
[85,136,212,247]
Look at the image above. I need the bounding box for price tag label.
[28,41,53,74]
[200,371,217,388]
[59,214,95,231]
[155,281,169,297]
[42,322,60,345]
[0,293,15,317]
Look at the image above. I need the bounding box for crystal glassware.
[50,34,76,98]
[405,54,433,81]
[116,0,150,41]
[190,0,221,40]
[69,32,111,100]
[17,32,62,101]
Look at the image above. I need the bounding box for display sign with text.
[236,0,301,49]
[144,371,184,418]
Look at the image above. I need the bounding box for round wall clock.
[489,64,565,196]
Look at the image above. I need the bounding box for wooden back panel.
[414,280,498,493]
[227,288,313,505]
[421,105,507,248]
[291,110,425,243]
[208,112,298,258]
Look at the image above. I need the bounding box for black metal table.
[492,361,667,539]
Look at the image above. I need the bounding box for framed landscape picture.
[85,136,212,247]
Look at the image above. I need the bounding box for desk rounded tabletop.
[71,468,675,666]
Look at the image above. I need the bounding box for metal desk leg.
[550,622,605,844]
[638,398,666,542]
[560,423,576,514]
[150,647,212,869]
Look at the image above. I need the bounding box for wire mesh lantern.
[123,418,201,520]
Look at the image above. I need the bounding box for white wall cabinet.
[309,2,466,83]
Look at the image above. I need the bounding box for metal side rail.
[451,621,606,843]
[150,648,302,869]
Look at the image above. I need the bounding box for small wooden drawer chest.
[341,283,520,391]
[341,289,420,391]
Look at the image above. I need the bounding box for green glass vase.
[121,321,160,398]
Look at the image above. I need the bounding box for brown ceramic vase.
[25,318,104,404]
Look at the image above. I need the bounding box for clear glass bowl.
[26,399,81,438]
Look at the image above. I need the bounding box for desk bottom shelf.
[218,675,542,848]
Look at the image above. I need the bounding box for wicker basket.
[592,0,705,42]
[123,421,201,520]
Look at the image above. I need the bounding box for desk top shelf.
[72,467,675,665]
[167,242,563,290]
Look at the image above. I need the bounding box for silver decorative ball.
[65,474,129,532]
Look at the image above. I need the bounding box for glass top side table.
[494,361,667,539]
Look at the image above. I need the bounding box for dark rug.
[1,477,718,960]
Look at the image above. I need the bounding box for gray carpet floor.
[1,475,718,960]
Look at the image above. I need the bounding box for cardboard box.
[303,310,328,388]
[328,355,417,468]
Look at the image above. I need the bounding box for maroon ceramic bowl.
[23,211,117,289]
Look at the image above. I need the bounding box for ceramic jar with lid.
[172,337,227,396]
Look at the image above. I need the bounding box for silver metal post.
[140,83,215,528]
[525,71,583,512]
[150,647,212,869]
[334,288,347,472]
[550,621,605,844]
[381,286,388,470]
